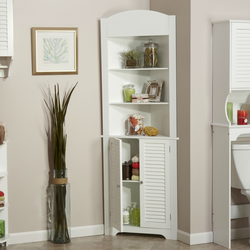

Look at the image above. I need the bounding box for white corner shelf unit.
[0,0,13,78]
[212,20,250,249]
[0,142,9,246]
[100,10,178,239]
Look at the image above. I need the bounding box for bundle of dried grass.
[0,126,5,145]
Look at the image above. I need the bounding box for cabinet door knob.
[140,181,143,184]
[117,185,120,188]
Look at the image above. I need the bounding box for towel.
[132,175,140,181]
[132,162,139,169]
[132,169,139,176]
[132,154,139,163]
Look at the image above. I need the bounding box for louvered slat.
[0,0,7,51]
[234,28,250,84]
[140,140,170,229]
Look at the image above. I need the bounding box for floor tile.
[2,234,250,250]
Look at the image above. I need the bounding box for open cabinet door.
[109,138,123,232]
[140,139,171,229]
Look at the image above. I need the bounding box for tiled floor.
[2,234,250,250]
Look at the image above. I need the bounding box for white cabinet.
[109,138,171,235]
[212,20,250,249]
[0,142,10,246]
[0,0,13,78]
[101,10,178,239]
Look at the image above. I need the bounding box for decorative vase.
[50,169,71,244]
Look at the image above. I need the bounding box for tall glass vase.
[50,169,71,244]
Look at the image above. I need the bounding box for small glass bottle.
[227,102,233,124]
[143,39,159,68]
[123,84,135,102]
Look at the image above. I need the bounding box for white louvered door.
[140,139,171,229]
[0,0,12,56]
[231,23,250,89]
[109,138,123,232]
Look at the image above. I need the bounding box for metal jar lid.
[144,39,158,48]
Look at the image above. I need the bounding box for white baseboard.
[177,230,213,245]
[8,224,104,245]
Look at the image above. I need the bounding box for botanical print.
[43,38,68,64]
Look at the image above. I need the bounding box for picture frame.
[31,27,78,75]
[143,80,164,102]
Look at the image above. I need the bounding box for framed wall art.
[143,80,164,102]
[31,27,78,75]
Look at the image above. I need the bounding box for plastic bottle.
[134,207,140,227]
[130,203,136,225]
[131,203,140,226]
[123,208,129,224]
[127,206,131,224]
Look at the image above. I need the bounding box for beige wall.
[152,0,250,235]
[190,0,250,234]
[150,0,191,233]
[0,0,150,233]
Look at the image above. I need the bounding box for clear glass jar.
[127,114,144,135]
[143,39,159,68]
[123,84,135,102]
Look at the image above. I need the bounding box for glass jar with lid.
[123,84,135,102]
[143,39,159,68]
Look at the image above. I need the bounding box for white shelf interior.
[226,90,250,125]
[108,36,169,69]
[108,70,169,103]
[109,104,169,136]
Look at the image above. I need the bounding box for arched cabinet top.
[102,10,174,37]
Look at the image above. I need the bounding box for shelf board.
[109,102,169,105]
[230,124,250,128]
[0,66,8,69]
[101,135,179,140]
[123,180,140,183]
[212,123,250,129]
[109,67,169,71]
[0,234,10,243]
